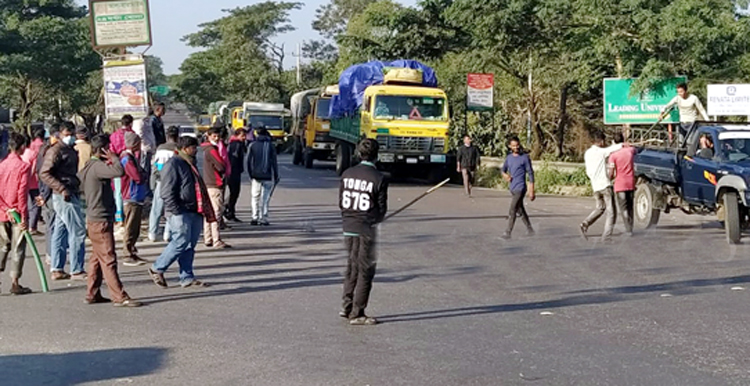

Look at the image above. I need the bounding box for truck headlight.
[433,137,445,152]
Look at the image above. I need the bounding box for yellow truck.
[330,64,452,180]
[291,86,339,168]
[195,114,212,134]
[243,102,290,150]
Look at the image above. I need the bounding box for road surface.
[2,156,750,385]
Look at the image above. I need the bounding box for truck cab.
[634,123,750,244]
[292,86,339,169]
[243,102,289,151]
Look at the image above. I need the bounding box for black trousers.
[616,190,634,234]
[506,190,532,234]
[342,235,377,318]
[225,176,242,219]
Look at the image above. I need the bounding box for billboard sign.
[103,58,149,119]
[707,84,750,116]
[90,0,152,48]
[603,77,686,125]
[467,73,494,112]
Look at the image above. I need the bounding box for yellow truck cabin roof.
[364,85,446,98]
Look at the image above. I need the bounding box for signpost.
[90,0,152,48]
[707,84,750,117]
[467,74,494,112]
[103,58,149,119]
[603,77,686,125]
[149,85,170,96]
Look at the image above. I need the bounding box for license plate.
[379,153,395,163]
[430,154,446,163]
[406,158,418,164]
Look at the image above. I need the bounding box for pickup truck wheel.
[292,137,303,166]
[724,192,741,244]
[635,184,660,229]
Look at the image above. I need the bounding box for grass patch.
[474,163,592,196]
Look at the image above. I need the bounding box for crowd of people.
[0,105,280,308]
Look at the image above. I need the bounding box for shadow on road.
[0,347,167,385]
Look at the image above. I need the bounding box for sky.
[78,0,416,75]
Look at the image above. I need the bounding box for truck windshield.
[316,99,331,119]
[198,116,211,126]
[249,115,283,130]
[373,96,446,121]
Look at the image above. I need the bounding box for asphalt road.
[2,155,750,385]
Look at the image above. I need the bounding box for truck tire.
[304,148,314,169]
[292,137,303,166]
[634,184,661,229]
[724,191,741,244]
[335,142,351,176]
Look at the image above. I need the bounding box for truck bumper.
[378,152,453,165]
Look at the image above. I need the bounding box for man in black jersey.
[339,139,388,326]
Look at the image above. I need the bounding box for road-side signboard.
[467,73,494,112]
[603,77,686,125]
[103,58,149,119]
[149,85,170,96]
[707,84,750,116]
[90,0,152,48]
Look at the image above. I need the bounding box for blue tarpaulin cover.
[329,60,438,118]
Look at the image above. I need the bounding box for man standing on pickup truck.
[581,131,623,243]
[660,82,709,142]
[608,133,636,236]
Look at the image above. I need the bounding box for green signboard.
[90,0,152,48]
[603,77,686,125]
[149,85,170,96]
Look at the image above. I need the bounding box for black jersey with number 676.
[339,163,388,236]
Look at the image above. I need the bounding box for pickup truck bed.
[634,148,680,185]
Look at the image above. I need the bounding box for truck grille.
[377,136,441,153]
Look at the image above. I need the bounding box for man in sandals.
[79,135,141,307]
[0,132,33,295]
[339,139,388,326]
[149,136,213,289]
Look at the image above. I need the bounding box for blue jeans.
[148,182,171,240]
[152,212,202,285]
[51,194,86,274]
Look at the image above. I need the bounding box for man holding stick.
[339,138,388,326]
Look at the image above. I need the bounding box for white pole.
[296,43,301,86]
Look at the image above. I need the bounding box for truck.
[221,101,245,132]
[290,86,339,168]
[329,60,453,180]
[243,102,290,151]
[633,122,750,244]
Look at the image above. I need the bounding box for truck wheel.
[292,137,303,166]
[635,184,661,229]
[304,148,314,169]
[335,143,351,176]
[724,191,741,244]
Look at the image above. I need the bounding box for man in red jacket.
[0,132,32,294]
[201,127,230,249]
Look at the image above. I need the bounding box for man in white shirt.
[581,131,623,242]
[660,82,709,142]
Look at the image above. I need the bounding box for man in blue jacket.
[149,136,213,288]
[247,128,279,226]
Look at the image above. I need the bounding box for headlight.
[433,137,445,152]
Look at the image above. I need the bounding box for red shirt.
[0,153,30,222]
[609,147,636,192]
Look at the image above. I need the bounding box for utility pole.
[527,56,532,148]
[296,43,301,86]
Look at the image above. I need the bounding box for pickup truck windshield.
[373,96,446,121]
[249,115,283,130]
[316,99,331,119]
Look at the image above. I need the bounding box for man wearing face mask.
[149,136,214,288]
[200,127,230,249]
[40,121,86,280]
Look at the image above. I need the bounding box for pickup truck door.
[682,155,720,205]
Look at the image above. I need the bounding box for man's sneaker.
[51,271,70,281]
[29,230,43,236]
[148,268,168,288]
[339,309,351,318]
[500,232,511,240]
[259,220,270,226]
[71,272,87,281]
[113,299,143,308]
[213,241,232,249]
[148,234,157,242]
[122,257,146,267]
[349,316,378,326]
[579,223,589,240]
[85,295,111,304]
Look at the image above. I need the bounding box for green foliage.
[475,163,592,196]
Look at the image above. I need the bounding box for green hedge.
[475,163,592,196]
